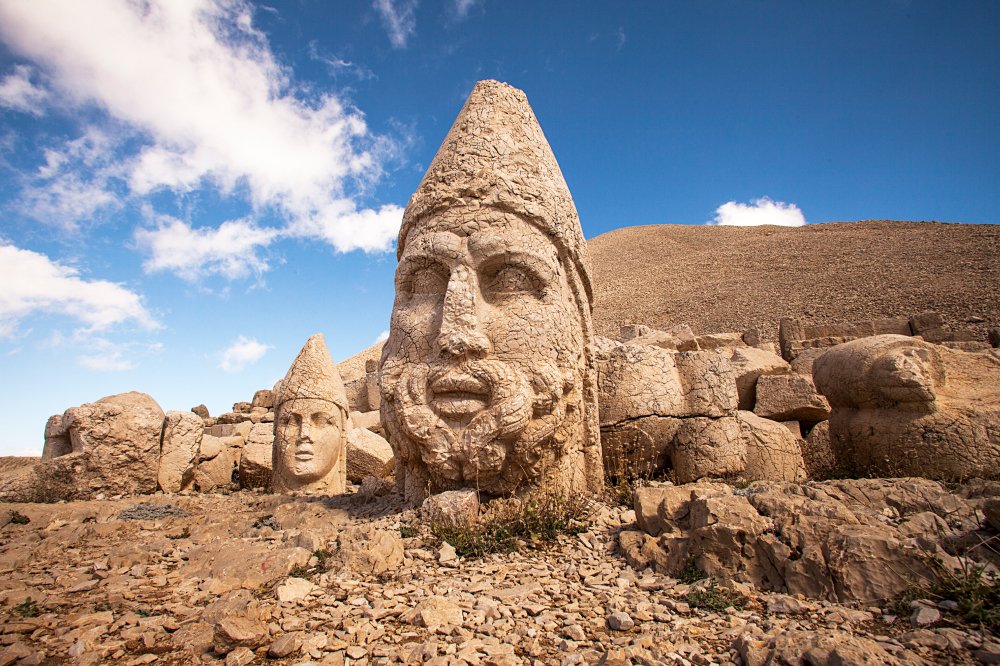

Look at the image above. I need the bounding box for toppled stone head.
[379,80,603,500]
[813,334,1000,480]
[272,334,348,494]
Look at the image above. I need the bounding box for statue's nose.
[438,265,490,357]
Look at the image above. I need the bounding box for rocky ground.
[2,483,998,665]
[588,220,1000,342]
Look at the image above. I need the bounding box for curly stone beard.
[380,355,579,497]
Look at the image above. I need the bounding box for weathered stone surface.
[737,411,807,482]
[695,332,746,350]
[350,409,381,433]
[802,421,838,479]
[193,434,242,492]
[158,410,202,492]
[251,389,273,409]
[22,391,168,500]
[624,477,973,603]
[238,422,273,489]
[633,482,731,537]
[272,334,348,495]
[729,346,790,411]
[41,414,70,459]
[346,427,394,483]
[814,335,1000,479]
[754,373,831,423]
[421,489,480,527]
[627,323,699,352]
[191,403,210,419]
[275,577,314,602]
[735,630,911,666]
[380,80,602,501]
[404,596,463,631]
[671,416,744,483]
[333,526,404,575]
[984,498,1000,531]
[618,323,652,341]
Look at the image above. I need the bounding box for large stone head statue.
[272,333,348,494]
[380,80,603,500]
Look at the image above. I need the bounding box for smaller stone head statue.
[272,333,349,494]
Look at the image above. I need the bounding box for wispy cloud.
[0,64,48,114]
[373,0,417,48]
[135,212,279,282]
[0,0,403,278]
[615,26,626,51]
[307,41,376,81]
[708,197,807,227]
[219,335,271,373]
[451,0,480,21]
[0,242,157,339]
[373,330,390,344]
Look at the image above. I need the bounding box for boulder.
[62,391,165,497]
[790,348,828,375]
[729,347,790,411]
[671,416,745,483]
[421,489,480,528]
[627,323,699,352]
[633,482,731,536]
[41,414,70,459]
[238,423,273,489]
[346,428,394,482]
[191,404,211,419]
[333,527,404,575]
[250,389,273,409]
[802,421,837,480]
[814,335,1000,479]
[194,435,241,492]
[695,332,746,350]
[737,411,807,482]
[754,373,831,423]
[158,411,203,492]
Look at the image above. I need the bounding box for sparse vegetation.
[399,523,419,539]
[9,511,30,525]
[602,442,660,507]
[685,579,747,612]
[431,486,593,558]
[13,598,39,617]
[252,515,280,530]
[678,555,706,584]
[896,557,1000,634]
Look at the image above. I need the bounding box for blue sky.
[0,0,997,455]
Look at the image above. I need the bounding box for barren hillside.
[588,220,1000,341]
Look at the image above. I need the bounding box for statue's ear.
[870,347,942,406]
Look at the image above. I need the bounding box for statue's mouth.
[429,372,490,417]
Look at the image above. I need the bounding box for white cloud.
[0,0,402,276]
[373,0,417,48]
[219,335,271,373]
[0,64,48,113]
[0,242,158,338]
[78,349,134,372]
[373,330,390,344]
[709,197,807,227]
[135,213,279,282]
[452,0,480,21]
[288,202,403,253]
[76,338,163,372]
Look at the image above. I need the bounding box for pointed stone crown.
[398,79,594,309]
[276,333,348,412]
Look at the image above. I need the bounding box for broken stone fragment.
[421,488,480,528]
[158,410,202,492]
[346,427,394,483]
[754,373,831,423]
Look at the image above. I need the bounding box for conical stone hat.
[398,79,594,309]
[276,333,348,412]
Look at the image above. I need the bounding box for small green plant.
[896,557,999,634]
[9,511,30,525]
[167,527,191,540]
[288,564,312,578]
[685,579,747,612]
[399,524,419,539]
[677,555,706,584]
[430,486,593,558]
[312,549,332,571]
[13,598,39,617]
[602,441,659,507]
[252,515,279,530]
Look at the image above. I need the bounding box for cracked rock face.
[379,80,602,501]
[813,335,1000,480]
[272,334,349,494]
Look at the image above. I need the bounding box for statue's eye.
[482,264,540,297]
[403,263,449,297]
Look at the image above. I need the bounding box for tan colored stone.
[737,411,807,482]
[802,421,837,480]
[633,482,732,536]
[239,422,273,489]
[158,410,202,492]
[814,335,1000,479]
[729,346,790,411]
[272,334,348,495]
[346,427,394,483]
[41,414,70,459]
[628,323,699,352]
[380,80,602,501]
[754,373,831,423]
[421,489,480,527]
[251,389,273,409]
[671,416,744,483]
[695,331,746,350]
[333,526,404,575]
[194,435,241,492]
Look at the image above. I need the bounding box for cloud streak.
[373,0,417,48]
[0,0,402,278]
[709,197,806,227]
[0,242,157,338]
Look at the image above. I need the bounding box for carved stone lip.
[429,371,490,416]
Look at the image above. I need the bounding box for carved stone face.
[274,398,345,487]
[380,207,587,497]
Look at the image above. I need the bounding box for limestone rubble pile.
[1,481,998,664]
